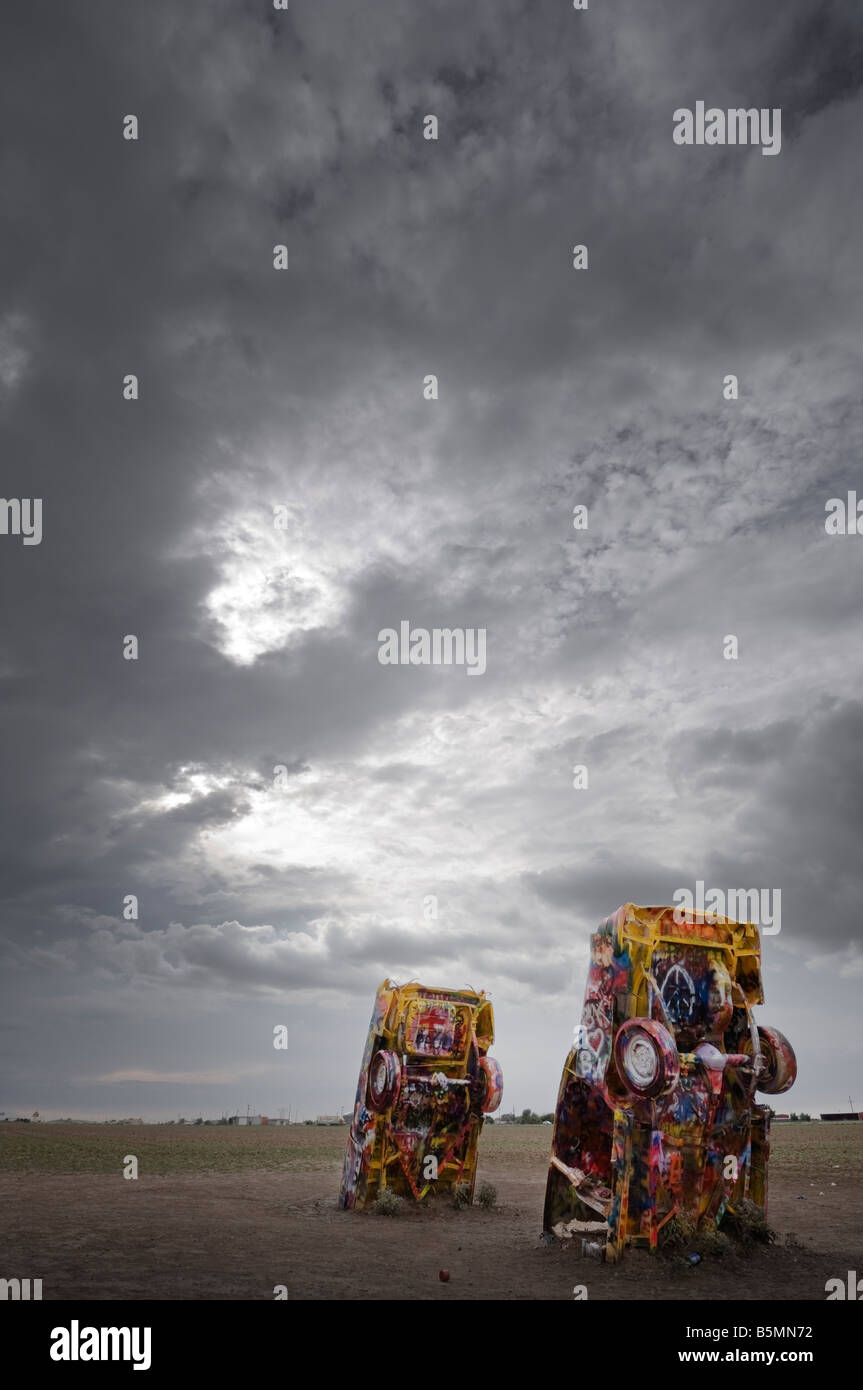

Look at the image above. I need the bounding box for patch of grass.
[696,1227,733,1257]
[477,1181,497,1210]
[659,1211,697,1255]
[0,1123,346,1176]
[658,1211,732,1259]
[721,1199,775,1248]
[452,1182,473,1209]
[373,1188,405,1216]
[659,1197,777,1259]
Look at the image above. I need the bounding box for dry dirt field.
[1,1120,860,1300]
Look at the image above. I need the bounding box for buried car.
[543,903,796,1259]
[338,978,503,1209]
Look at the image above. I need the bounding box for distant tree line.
[496,1109,554,1125]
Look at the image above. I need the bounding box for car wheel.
[478,1056,503,1113]
[367,1049,402,1113]
[613,1019,680,1099]
[748,1025,797,1095]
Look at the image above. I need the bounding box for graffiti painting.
[542,903,796,1259]
[339,979,503,1209]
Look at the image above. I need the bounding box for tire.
[748,1025,797,1095]
[367,1049,402,1113]
[613,1019,679,1099]
[478,1056,503,1113]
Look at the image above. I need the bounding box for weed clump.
[477,1181,498,1210]
[659,1211,696,1254]
[659,1211,732,1259]
[721,1199,776,1248]
[659,1199,774,1258]
[374,1188,406,1216]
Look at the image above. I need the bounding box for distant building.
[315,1115,344,1126]
[228,1113,291,1126]
[820,1112,862,1122]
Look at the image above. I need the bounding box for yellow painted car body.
[339,978,503,1209]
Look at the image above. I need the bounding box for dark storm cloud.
[1,0,862,1116]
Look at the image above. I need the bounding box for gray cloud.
[0,0,861,1119]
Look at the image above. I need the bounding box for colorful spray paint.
[543,904,796,1258]
[339,979,503,1209]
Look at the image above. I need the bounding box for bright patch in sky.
[201,510,347,664]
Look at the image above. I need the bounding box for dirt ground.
[1,1121,860,1300]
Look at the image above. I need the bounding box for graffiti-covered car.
[339,978,503,1209]
[543,903,796,1259]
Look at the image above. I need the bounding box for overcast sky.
[1,0,862,1122]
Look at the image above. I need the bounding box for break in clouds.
[1,0,862,1119]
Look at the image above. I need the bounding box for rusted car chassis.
[543,904,796,1258]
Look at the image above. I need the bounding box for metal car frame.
[339,978,503,1209]
[542,903,796,1259]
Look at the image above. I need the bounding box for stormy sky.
[1,0,862,1122]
